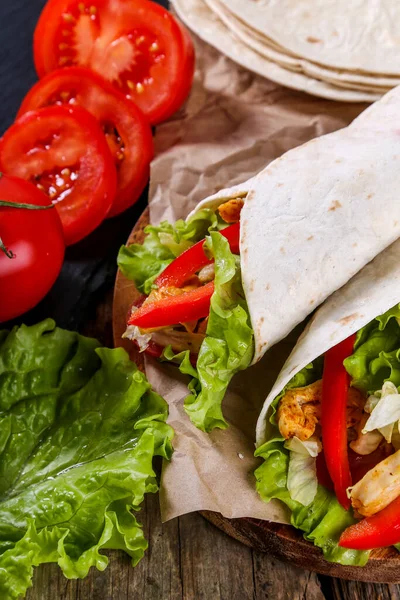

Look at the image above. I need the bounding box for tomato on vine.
[0,174,65,323]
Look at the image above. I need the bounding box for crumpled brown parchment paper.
[145,29,367,522]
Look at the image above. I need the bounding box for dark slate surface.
[1,0,167,334]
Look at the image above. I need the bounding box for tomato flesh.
[0,175,65,323]
[0,105,117,245]
[34,0,195,124]
[17,67,153,216]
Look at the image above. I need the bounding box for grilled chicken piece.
[145,282,200,305]
[198,263,215,284]
[350,450,400,516]
[151,328,204,354]
[278,380,365,442]
[218,198,244,223]
[278,381,322,442]
[350,413,384,455]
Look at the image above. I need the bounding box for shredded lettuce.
[163,231,254,432]
[284,437,321,506]
[286,452,318,507]
[0,320,173,599]
[363,381,400,443]
[117,208,225,295]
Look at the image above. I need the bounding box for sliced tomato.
[0,105,116,245]
[33,0,195,125]
[17,67,153,216]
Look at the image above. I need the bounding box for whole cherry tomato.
[0,174,65,323]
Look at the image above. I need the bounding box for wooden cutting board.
[112,207,400,583]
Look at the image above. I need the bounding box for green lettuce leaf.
[163,231,254,432]
[0,320,173,599]
[255,361,368,565]
[117,208,224,295]
[255,442,368,565]
[344,304,400,393]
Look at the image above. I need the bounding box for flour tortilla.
[205,0,399,92]
[189,84,400,367]
[255,236,400,445]
[171,0,381,103]
[219,0,400,76]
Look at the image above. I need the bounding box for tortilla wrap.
[255,236,400,445]
[219,0,400,76]
[188,84,400,366]
[205,0,399,93]
[171,0,381,103]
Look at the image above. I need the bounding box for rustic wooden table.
[3,1,400,598]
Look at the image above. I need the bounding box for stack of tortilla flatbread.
[172,0,400,103]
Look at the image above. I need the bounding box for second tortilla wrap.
[189,84,400,365]
[256,236,400,445]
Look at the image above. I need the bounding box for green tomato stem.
[0,200,54,259]
[0,236,14,259]
[0,200,54,210]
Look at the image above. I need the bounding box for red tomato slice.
[0,174,65,323]
[33,0,195,125]
[0,105,117,245]
[17,67,153,217]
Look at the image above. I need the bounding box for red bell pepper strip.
[155,222,240,288]
[339,495,400,550]
[129,295,199,364]
[321,334,356,510]
[129,281,214,329]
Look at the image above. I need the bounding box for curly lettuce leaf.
[0,320,173,599]
[344,304,400,393]
[163,231,254,432]
[117,208,224,294]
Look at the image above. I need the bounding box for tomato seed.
[62,13,75,23]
